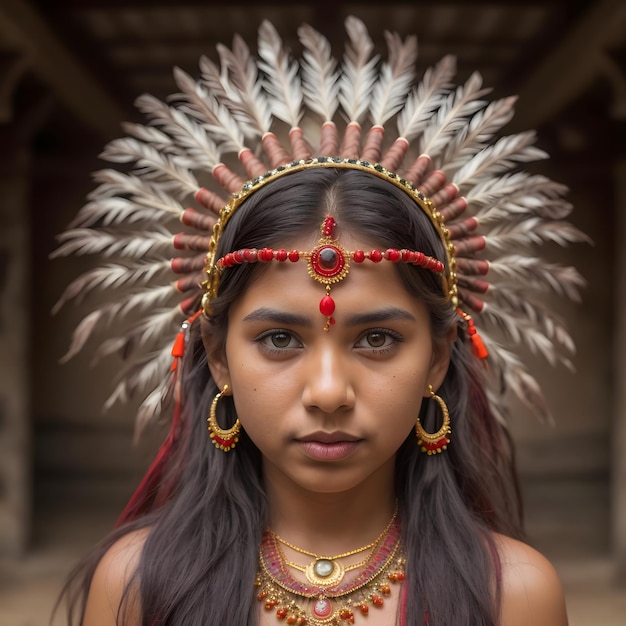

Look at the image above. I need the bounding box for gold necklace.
[257,514,405,625]
[270,506,398,587]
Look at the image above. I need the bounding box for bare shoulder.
[494,533,568,626]
[82,528,150,626]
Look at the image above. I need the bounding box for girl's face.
[209,234,451,495]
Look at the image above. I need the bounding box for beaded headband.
[201,158,456,325]
[211,212,445,330]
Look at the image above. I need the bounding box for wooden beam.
[0,0,126,138]
[513,0,626,129]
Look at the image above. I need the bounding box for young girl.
[55,16,584,626]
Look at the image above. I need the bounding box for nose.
[301,343,356,415]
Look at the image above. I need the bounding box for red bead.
[260,248,274,262]
[370,250,383,262]
[353,250,365,263]
[243,249,257,262]
[288,249,300,262]
[276,248,288,262]
[372,595,384,607]
[401,250,411,262]
[396,572,406,581]
[276,608,288,619]
[380,584,391,595]
[233,250,244,263]
[385,248,400,262]
[323,216,336,236]
[360,604,369,615]
[320,296,335,316]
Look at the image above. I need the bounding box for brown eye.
[366,332,387,348]
[271,332,292,348]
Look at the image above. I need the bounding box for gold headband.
[201,158,457,316]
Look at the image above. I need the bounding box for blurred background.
[0,0,625,624]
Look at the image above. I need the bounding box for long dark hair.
[59,168,522,626]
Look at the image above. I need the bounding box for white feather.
[101,138,199,196]
[339,16,378,124]
[136,93,225,166]
[419,72,492,159]
[198,54,262,140]
[135,376,173,438]
[171,67,246,153]
[257,20,303,127]
[65,292,178,364]
[369,30,418,126]
[480,333,553,423]
[216,35,273,135]
[487,255,585,301]
[93,302,180,363]
[104,343,174,412]
[397,55,456,142]
[480,302,567,367]
[52,260,172,313]
[298,24,340,122]
[453,131,547,190]
[122,121,180,154]
[51,228,173,258]
[487,285,576,356]
[70,197,181,229]
[484,218,592,251]
[439,95,518,172]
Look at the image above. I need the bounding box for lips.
[296,432,363,461]
[298,431,361,444]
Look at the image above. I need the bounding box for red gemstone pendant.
[313,598,332,619]
[310,244,345,278]
[319,295,335,316]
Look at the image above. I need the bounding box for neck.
[263,456,397,555]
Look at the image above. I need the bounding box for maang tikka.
[215,214,445,330]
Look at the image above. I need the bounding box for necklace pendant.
[305,558,345,586]
[312,597,333,619]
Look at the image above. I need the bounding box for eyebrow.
[242,307,313,327]
[242,306,416,327]
[344,307,417,326]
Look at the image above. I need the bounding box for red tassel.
[457,308,489,360]
[171,331,185,358]
[470,332,489,360]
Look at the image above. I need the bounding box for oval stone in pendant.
[319,246,339,271]
[313,597,333,618]
[314,559,334,578]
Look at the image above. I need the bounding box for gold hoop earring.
[416,384,451,455]
[207,384,240,452]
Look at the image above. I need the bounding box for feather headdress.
[53,17,588,433]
